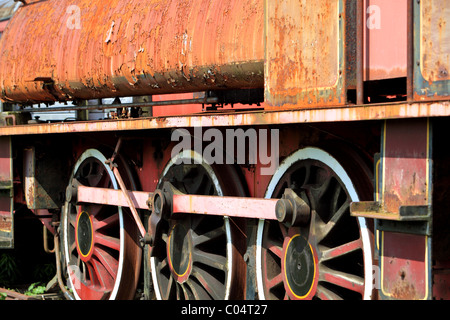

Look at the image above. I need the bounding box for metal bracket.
[351,201,431,221]
[351,201,432,235]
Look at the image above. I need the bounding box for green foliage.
[25,282,46,296]
[0,252,21,286]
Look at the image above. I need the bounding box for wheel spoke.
[330,182,343,214]
[316,201,350,242]
[191,267,224,300]
[158,256,169,271]
[315,284,343,300]
[88,259,112,290]
[266,238,283,258]
[93,213,120,230]
[185,278,211,300]
[93,244,118,280]
[319,238,363,262]
[69,241,77,256]
[94,233,120,251]
[163,273,174,300]
[68,211,77,228]
[316,172,333,200]
[85,260,99,286]
[266,273,283,290]
[319,265,365,295]
[179,283,192,300]
[278,223,288,238]
[192,226,224,246]
[193,251,227,271]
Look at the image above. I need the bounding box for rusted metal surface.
[0,287,40,300]
[414,0,450,100]
[265,0,352,108]
[382,119,431,215]
[0,0,264,104]
[380,232,430,300]
[364,0,407,81]
[419,0,450,84]
[0,100,449,136]
[24,147,59,210]
[351,118,432,220]
[0,196,13,247]
[357,0,364,104]
[23,146,70,210]
[351,118,432,300]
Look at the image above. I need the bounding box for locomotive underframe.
[1,101,449,299]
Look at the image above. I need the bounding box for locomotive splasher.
[0,0,264,104]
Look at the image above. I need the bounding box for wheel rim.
[150,150,243,300]
[62,149,140,300]
[256,147,373,300]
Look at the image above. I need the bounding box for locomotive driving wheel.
[256,147,374,300]
[149,150,246,300]
[61,149,141,300]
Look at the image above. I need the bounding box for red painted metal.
[152,93,203,117]
[382,119,431,215]
[351,118,431,220]
[77,186,150,210]
[0,19,7,33]
[364,0,407,81]
[77,186,278,220]
[380,232,430,300]
[0,0,264,103]
[0,136,12,187]
[0,136,13,248]
[172,194,278,220]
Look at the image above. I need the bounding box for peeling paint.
[0,0,264,103]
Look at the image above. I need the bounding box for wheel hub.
[76,210,94,260]
[282,233,318,299]
[167,220,192,283]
